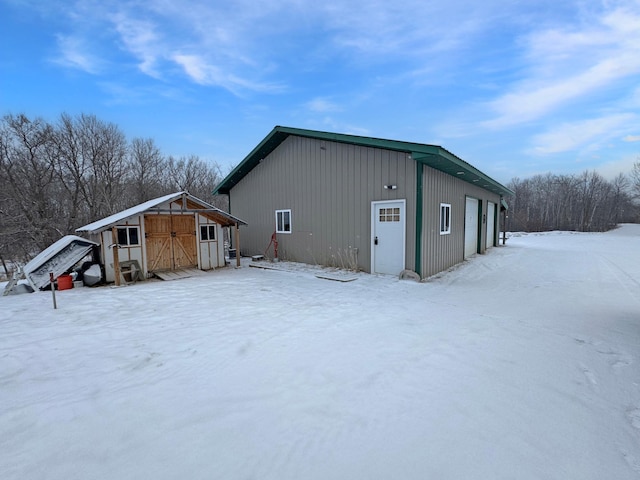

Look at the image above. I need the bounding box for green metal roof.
[214,126,514,197]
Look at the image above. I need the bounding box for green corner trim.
[415,160,423,276]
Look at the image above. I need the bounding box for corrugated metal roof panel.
[76,191,246,233]
[24,235,99,290]
[213,126,514,197]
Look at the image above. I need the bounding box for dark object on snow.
[5,283,35,295]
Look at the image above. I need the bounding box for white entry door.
[464,197,479,259]
[371,200,406,275]
[486,202,496,249]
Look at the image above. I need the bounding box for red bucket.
[57,274,73,291]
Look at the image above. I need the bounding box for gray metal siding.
[420,165,501,278]
[230,136,416,272]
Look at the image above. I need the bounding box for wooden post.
[49,272,57,309]
[501,211,507,245]
[111,227,121,286]
[235,223,241,268]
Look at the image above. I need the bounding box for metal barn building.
[214,127,513,279]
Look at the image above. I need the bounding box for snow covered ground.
[1,225,640,479]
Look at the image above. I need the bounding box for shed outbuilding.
[214,126,513,280]
[76,192,247,283]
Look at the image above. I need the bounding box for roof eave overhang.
[412,150,514,198]
[77,192,247,234]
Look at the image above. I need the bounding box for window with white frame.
[275,209,292,234]
[200,224,216,242]
[117,226,140,246]
[379,207,401,222]
[440,203,451,235]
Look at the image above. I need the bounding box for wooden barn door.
[145,215,172,271]
[171,215,197,269]
[145,215,197,271]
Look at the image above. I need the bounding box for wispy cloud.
[109,2,293,94]
[529,113,636,154]
[41,0,540,99]
[172,54,284,94]
[52,34,102,74]
[305,98,342,113]
[317,118,371,137]
[109,12,161,77]
[316,0,506,59]
[623,134,640,142]
[483,5,640,129]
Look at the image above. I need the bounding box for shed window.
[276,209,292,234]
[200,224,216,242]
[440,204,451,235]
[117,226,140,246]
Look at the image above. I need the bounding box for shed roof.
[213,126,514,197]
[24,235,99,290]
[76,191,246,234]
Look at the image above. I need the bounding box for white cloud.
[483,5,640,129]
[595,154,640,179]
[110,12,161,77]
[53,34,102,74]
[530,113,636,155]
[623,135,640,142]
[172,54,283,94]
[305,98,342,113]
[316,0,510,58]
[172,54,210,84]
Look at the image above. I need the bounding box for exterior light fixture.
[384,184,397,190]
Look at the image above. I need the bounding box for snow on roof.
[76,192,182,234]
[75,191,246,233]
[23,235,99,289]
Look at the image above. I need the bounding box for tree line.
[0,112,226,267]
[505,167,640,233]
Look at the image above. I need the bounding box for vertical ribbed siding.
[230,136,415,272]
[420,165,501,278]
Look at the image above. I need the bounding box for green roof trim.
[214,126,514,197]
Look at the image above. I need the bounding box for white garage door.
[464,197,479,259]
[486,201,496,249]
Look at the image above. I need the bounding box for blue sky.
[2,0,640,184]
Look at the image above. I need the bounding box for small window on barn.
[117,226,140,246]
[276,209,292,234]
[379,207,401,222]
[440,203,451,235]
[200,225,216,242]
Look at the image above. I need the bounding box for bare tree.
[631,161,640,200]
[0,111,235,267]
[507,169,637,232]
[51,113,91,231]
[165,155,223,205]
[76,114,130,219]
[0,114,60,253]
[127,137,166,203]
